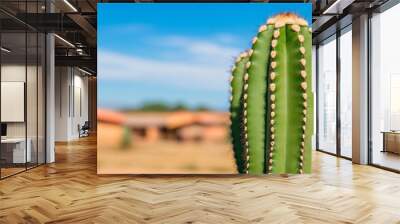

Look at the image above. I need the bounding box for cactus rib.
[229,52,249,174]
[244,24,274,174]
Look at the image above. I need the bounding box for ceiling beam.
[55,55,96,73]
[67,13,97,41]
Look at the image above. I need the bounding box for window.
[371,3,400,171]
[339,28,352,158]
[317,36,337,154]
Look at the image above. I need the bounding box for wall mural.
[97,3,312,174]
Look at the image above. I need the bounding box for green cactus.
[230,52,249,173]
[229,13,313,174]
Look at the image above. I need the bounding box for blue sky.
[98,3,311,111]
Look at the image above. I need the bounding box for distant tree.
[140,102,171,111]
[120,126,132,150]
[194,105,210,111]
[122,101,211,112]
[172,102,188,111]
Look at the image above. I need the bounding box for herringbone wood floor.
[1,136,400,224]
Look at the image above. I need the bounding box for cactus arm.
[230,52,249,173]
[244,25,274,174]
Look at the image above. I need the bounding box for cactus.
[229,13,313,174]
[230,52,249,173]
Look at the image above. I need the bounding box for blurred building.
[97,109,127,148]
[125,111,229,142]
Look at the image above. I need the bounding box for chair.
[79,121,90,138]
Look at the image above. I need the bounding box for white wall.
[1,65,26,140]
[55,67,89,141]
[1,65,39,138]
[72,73,89,138]
[55,66,69,141]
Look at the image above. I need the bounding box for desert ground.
[97,125,236,174]
[97,110,236,174]
[98,138,237,174]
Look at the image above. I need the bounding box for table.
[1,138,31,163]
[381,131,400,154]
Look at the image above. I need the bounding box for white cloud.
[102,23,152,33]
[99,36,242,91]
[99,51,228,91]
[214,33,239,44]
[154,35,241,66]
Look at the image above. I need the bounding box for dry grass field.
[98,139,236,174]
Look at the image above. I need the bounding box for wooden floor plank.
[0,136,400,223]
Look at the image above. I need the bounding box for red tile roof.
[98,109,127,125]
[125,111,229,129]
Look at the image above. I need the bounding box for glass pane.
[27,31,38,169]
[340,29,352,158]
[371,4,400,171]
[26,0,38,169]
[312,45,317,150]
[318,37,337,154]
[38,33,45,165]
[1,31,27,177]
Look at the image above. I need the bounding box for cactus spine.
[229,13,313,174]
